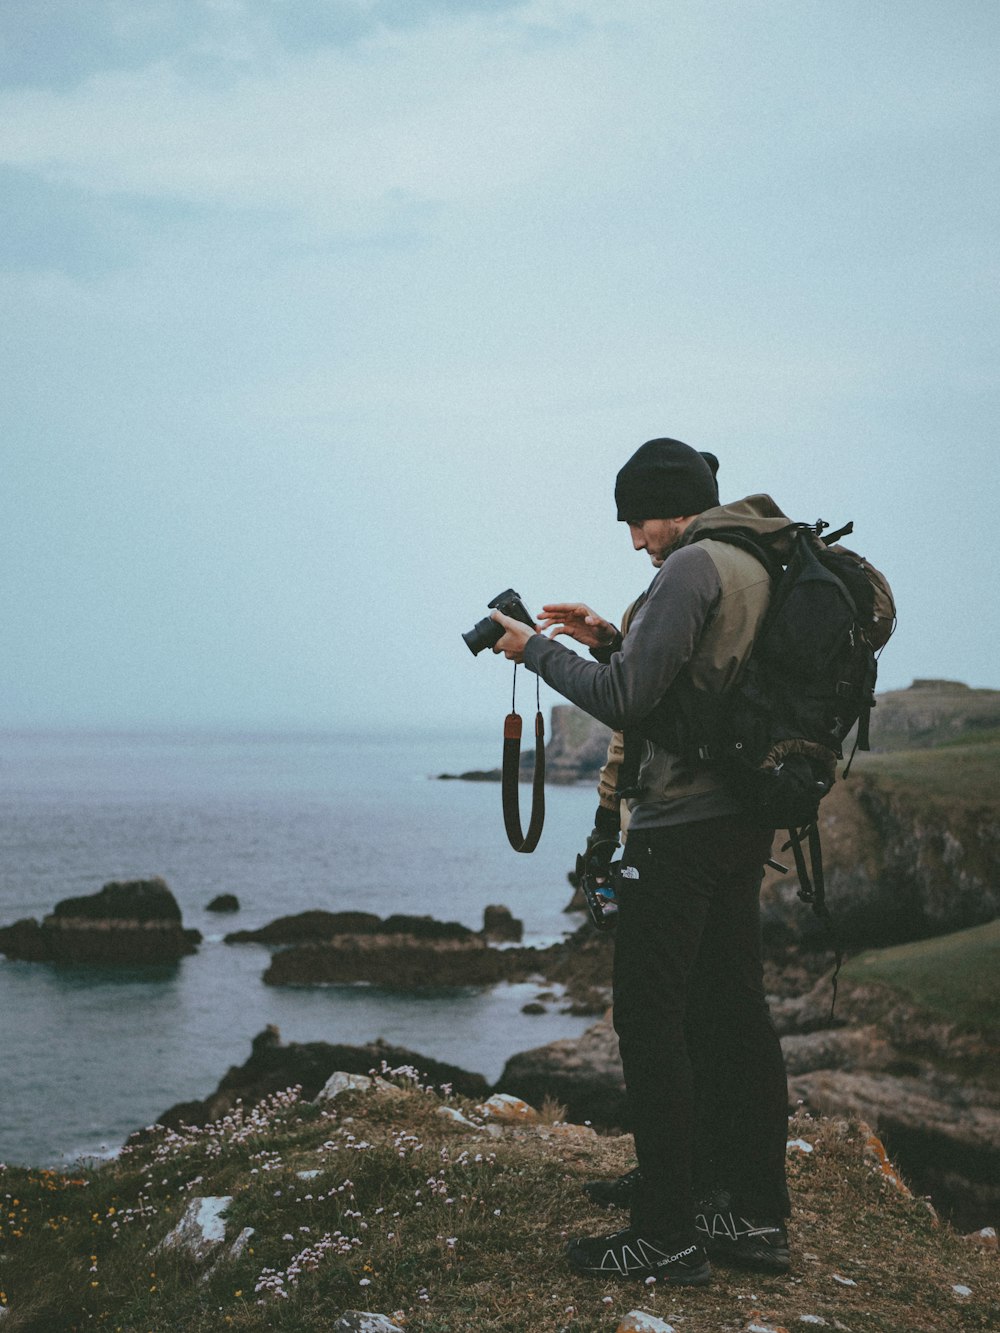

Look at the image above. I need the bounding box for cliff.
[2,1067,998,1331]
[540,679,1000,785]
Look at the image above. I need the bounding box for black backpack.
[681,520,894,820]
[626,520,895,990]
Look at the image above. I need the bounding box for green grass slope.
[852,738,1000,810]
[1,1078,998,1332]
[841,919,1000,1034]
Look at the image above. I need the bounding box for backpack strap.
[687,525,787,583]
[783,822,843,1019]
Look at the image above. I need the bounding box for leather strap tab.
[504,713,522,740]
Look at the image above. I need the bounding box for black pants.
[612,816,790,1240]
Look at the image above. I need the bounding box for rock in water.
[205,893,240,913]
[0,877,201,965]
[482,904,523,942]
[146,1026,489,1131]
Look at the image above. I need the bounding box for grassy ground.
[840,919,1000,1035]
[2,1076,998,1332]
[851,740,1000,810]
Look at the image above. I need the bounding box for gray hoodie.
[522,494,792,828]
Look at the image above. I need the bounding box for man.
[491,437,792,1286]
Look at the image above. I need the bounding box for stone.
[478,1093,539,1123]
[494,1010,626,1128]
[549,1122,597,1141]
[313,1070,418,1103]
[436,1106,481,1130]
[157,1196,234,1264]
[617,1313,676,1333]
[482,904,523,943]
[0,878,200,965]
[861,1126,911,1196]
[962,1226,998,1249]
[203,1225,255,1280]
[331,1314,405,1332]
[206,894,240,913]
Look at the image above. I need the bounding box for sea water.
[0,729,597,1167]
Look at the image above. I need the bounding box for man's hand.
[536,603,619,650]
[490,610,538,662]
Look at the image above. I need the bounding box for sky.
[1,0,997,734]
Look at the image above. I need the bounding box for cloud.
[0,12,607,233]
[0,0,535,90]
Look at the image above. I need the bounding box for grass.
[851,739,1000,809]
[841,919,1000,1035]
[2,1072,999,1332]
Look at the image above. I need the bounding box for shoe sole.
[568,1259,712,1285]
[567,1249,711,1285]
[705,1242,790,1275]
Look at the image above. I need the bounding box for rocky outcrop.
[147,1026,489,1131]
[224,904,547,991]
[544,704,613,783]
[789,1058,1000,1233]
[481,904,523,943]
[436,705,611,786]
[868,679,1000,751]
[760,770,1000,953]
[257,914,612,1004]
[0,878,201,965]
[263,934,513,988]
[227,909,494,947]
[441,680,1000,785]
[206,893,240,913]
[495,1010,626,1127]
[493,968,1000,1230]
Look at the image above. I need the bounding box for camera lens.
[462,615,504,656]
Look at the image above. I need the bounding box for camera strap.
[502,664,545,852]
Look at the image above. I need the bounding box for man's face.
[626,517,689,567]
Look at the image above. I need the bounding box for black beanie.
[614,438,720,521]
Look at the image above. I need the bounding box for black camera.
[463,589,535,656]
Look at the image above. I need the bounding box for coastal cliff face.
[544,704,613,784]
[545,681,1000,952]
[762,765,1000,951]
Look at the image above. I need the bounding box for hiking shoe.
[695,1205,790,1275]
[566,1226,710,1284]
[582,1165,641,1209]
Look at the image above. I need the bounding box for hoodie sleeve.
[522,545,722,730]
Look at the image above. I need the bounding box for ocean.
[0,729,597,1168]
